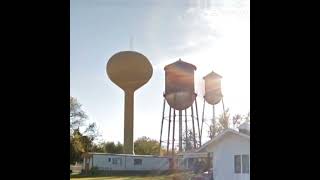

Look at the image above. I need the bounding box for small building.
[82,153,171,173]
[195,122,250,180]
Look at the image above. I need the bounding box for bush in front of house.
[89,166,99,175]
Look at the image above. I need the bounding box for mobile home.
[83,153,171,172]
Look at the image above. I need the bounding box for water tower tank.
[164,59,197,110]
[203,71,222,105]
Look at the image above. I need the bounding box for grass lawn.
[70,172,200,180]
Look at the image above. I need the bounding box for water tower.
[200,71,225,140]
[159,59,201,156]
[106,51,153,154]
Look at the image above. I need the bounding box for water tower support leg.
[221,97,226,122]
[179,110,182,152]
[185,109,188,151]
[213,105,215,125]
[191,105,197,149]
[201,98,205,144]
[159,99,166,155]
[167,107,172,154]
[172,109,176,156]
[195,98,201,146]
[124,90,134,154]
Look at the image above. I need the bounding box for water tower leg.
[124,90,134,154]
[213,105,215,126]
[179,110,182,152]
[201,98,205,144]
[172,109,176,156]
[166,107,172,154]
[221,97,226,123]
[195,98,201,146]
[191,105,197,149]
[159,99,166,155]
[185,109,188,151]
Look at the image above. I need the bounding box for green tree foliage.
[219,108,230,129]
[208,121,221,140]
[232,112,250,128]
[84,122,99,141]
[104,142,123,153]
[208,109,250,140]
[91,144,104,153]
[70,138,81,164]
[134,136,160,155]
[70,97,87,133]
[115,142,124,153]
[183,129,198,151]
[70,96,100,164]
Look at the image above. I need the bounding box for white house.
[82,153,170,173]
[195,122,250,180]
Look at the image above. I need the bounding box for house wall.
[91,154,170,171]
[203,133,250,180]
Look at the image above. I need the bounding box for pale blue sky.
[70,0,250,144]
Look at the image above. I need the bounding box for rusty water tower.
[200,71,226,140]
[159,59,201,156]
[106,51,153,154]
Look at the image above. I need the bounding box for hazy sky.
[70,0,250,144]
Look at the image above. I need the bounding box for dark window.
[234,155,241,173]
[108,158,111,162]
[134,159,142,165]
[112,158,117,165]
[242,155,249,173]
[112,158,122,165]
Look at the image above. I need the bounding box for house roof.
[86,152,167,158]
[239,122,250,130]
[164,59,197,71]
[196,128,250,152]
[177,152,210,158]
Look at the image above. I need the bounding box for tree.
[208,109,250,139]
[208,122,219,140]
[91,143,104,153]
[99,141,123,153]
[70,97,88,133]
[183,129,198,151]
[244,112,250,123]
[219,108,230,129]
[84,122,100,142]
[232,112,250,129]
[115,142,123,153]
[72,129,92,153]
[104,142,116,153]
[232,114,242,129]
[70,96,101,164]
[134,136,160,155]
[70,129,86,163]
[70,97,100,140]
[70,139,81,164]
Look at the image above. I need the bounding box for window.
[134,159,142,165]
[242,155,249,174]
[234,154,250,174]
[112,158,122,165]
[112,158,117,165]
[108,158,111,162]
[234,155,241,173]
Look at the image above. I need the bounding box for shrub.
[89,166,99,175]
